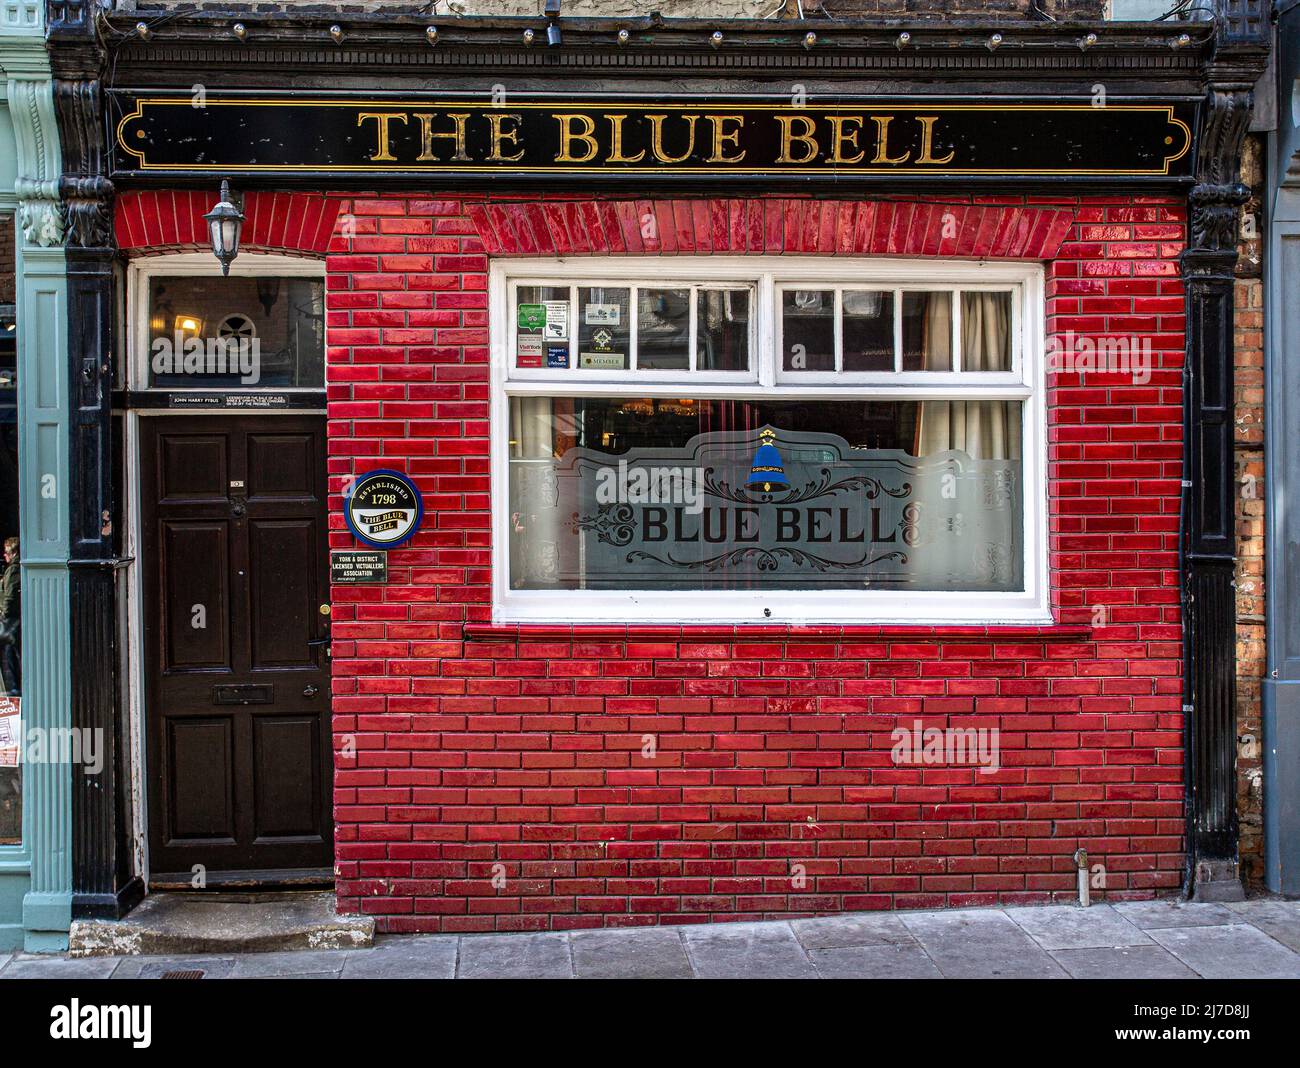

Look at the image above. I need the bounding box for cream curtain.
[915,293,1020,461]
[509,397,562,586]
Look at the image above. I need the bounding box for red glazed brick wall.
[314,193,1187,933]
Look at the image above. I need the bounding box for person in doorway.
[0,536,19,696]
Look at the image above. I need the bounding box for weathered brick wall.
[322,192,1187,933]
[0,215,14,306]
[1235,134,1266,889]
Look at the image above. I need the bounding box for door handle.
[303,684,319,698]
[307,636,331,648]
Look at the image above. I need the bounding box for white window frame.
[491,255,1049,625]
[127,252,326,393]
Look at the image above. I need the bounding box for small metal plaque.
[330,550,388,584]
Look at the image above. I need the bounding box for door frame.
[123,252,327,888]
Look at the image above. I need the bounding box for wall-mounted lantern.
[203,179,245,276]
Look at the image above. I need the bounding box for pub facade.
[45,1,1268,933]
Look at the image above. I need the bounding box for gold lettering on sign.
[776,115,819,164]
[415,112,470,162]
[915,116,956,165]
[606,115,646,164]
[356,111,408,162]
[555,114,600,163]
[706,115,747,164]
[486,113,525,162]
[826,115,866,165]
[647,114,699,164]
[870,116,911,165]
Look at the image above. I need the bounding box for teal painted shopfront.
[0,0,71,953]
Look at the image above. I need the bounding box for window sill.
[464,622,1093,643]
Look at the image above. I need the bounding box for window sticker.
[517,303,546,331]
[546,345,570,369]
[544,301,569,341]
[517,334,544,368]
[579,352,624,370]
[585,303,622,326]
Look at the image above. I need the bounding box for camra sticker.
[345,469,423,549]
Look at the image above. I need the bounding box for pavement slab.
[1147,923,1300,979]
[570,927,693,979]
[1004,904,1152,950]
[341,935,458,979]
[1223,899,1300,953]
[0,954,122,979]
[1049,945,1200,980]
[1112,900,1239,930]
[900,908,1069,979]
[791,913,915,951]
[113,956,236,979]
[810,943,942,979]
[457,933,572,979]
[682,921,817,979]
[229,949,350,978]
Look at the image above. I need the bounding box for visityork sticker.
[345,469,424,549]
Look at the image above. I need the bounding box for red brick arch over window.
[466,198,1077,259]
[115,190,343,256]
[116,191,1075,262]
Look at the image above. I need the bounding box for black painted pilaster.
[1180,4,1269,900]
[48,1,140,919]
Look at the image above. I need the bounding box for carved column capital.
[4,72,64,247]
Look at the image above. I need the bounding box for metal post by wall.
[1181,2,1269,900]
[1264,0,1300,896]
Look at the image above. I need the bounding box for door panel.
[166,717,236,841]
[163,522,230,669]
[142,414,332,876]
[248,519,317,669]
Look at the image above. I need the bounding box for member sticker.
[345,469,424,549]
[580,352,625,370]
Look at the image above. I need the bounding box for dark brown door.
[140,415,332,878]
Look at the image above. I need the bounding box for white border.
[124,252,327,883]
[490,255,1049,625]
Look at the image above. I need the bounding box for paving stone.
[1004,904,1151,950]
[810,943,941,979]
[1147,924,1300,979]
[247,971,341,980]
[900,909,1068,979]
[456,933,572,979]
[113,956,236,979]
[791,913,915,951]
[341,936,458,979]
[1113,899,1238,930]
[229,949,349,978]
[682,922,817,979]
[1050,945,1200,979]
[1223,899,1300,953]
[570,927,692,979]
[0,955,121,979]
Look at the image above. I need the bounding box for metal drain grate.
[160,969,205,980]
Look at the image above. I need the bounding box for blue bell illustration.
[745,428,790,493]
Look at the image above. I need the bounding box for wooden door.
[140,415,332,878]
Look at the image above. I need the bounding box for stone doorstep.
[67,891,374,958]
